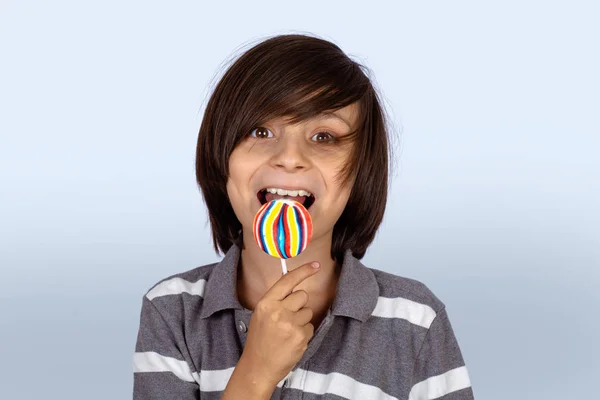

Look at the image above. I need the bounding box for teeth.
[264,187,312,197]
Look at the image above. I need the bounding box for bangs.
[258,80,367,128]
[223,35,372,146]
[253,82,367,148]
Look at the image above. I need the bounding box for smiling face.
[226,102,360,251]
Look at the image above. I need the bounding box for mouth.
[257,187,316,210]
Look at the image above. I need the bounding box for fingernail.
[311,262,320,269]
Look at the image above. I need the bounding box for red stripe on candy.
[272,207,283,258]
[282,204,291,258]
[253,204,269,251]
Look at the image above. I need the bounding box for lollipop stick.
[280,258,288,275]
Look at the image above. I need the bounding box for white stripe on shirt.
[146,277,207,300]
[409,366,472,400]
[289,369,399,400]
[134,352,470,400]
[371,296,437,329]
[134,353,288,392]
[133,351,200,384]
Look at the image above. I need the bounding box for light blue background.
[1,1,598,399]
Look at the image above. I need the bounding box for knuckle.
[285,321,295,331]
[257,300,270,314]
[280,321,294,334]
[298,290,309,302]
[270,309,282,322]
[290,329,302,343]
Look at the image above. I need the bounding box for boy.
[133,34,474,400]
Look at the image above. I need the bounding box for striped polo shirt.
[133,244,474,399]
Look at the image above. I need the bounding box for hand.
[240,261,321,387]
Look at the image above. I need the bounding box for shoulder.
[369,267,444,311]
[366,265,445,328]
[143,261,219,301]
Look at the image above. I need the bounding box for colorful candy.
[253,199,313,271]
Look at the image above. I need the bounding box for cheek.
[321,180,353,222]
[333,186,353,214]
[228,150,242,179]
[227,151,252,190]
[331,173,355,213]
[225,175,252,230]
[225,151,247,210]
[228,144,265,178]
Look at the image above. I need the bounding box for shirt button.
[237,320,247,333]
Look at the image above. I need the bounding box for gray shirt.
[133,244,474,399]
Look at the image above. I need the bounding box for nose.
[270,134,310,172]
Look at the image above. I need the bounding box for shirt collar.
[199,244,244,319]
[331,249,380,322]
[199,244,379,322]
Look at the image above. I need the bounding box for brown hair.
[196,33,390,262]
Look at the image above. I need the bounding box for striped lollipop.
[253,199,313,274]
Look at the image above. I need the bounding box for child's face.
[226,101,360,248]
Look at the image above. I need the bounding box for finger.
[281,290,309,312]
[302,322,315,340]
[292,307,313,326]
[264,262,321,301]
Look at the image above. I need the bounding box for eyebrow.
[268,111,352,130]
[316,112,351,129]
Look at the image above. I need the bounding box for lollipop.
[253,198,313,275]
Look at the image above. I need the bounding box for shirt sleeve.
[133,295,200,400]
[409,307,474,400]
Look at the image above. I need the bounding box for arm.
[223,262,322,399]
[409,308,474,400]
[133,295,199,400]
[220,354,277,400]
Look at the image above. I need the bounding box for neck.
[237,230,339,310]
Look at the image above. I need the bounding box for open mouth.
[257,187,316,210]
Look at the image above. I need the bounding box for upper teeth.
[265,188,312,197]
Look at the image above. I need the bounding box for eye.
[311,131,336,142]
[249,127,274,139]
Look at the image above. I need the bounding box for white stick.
[280,258,288,275]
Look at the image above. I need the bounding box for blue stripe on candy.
[278,204,288,259]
